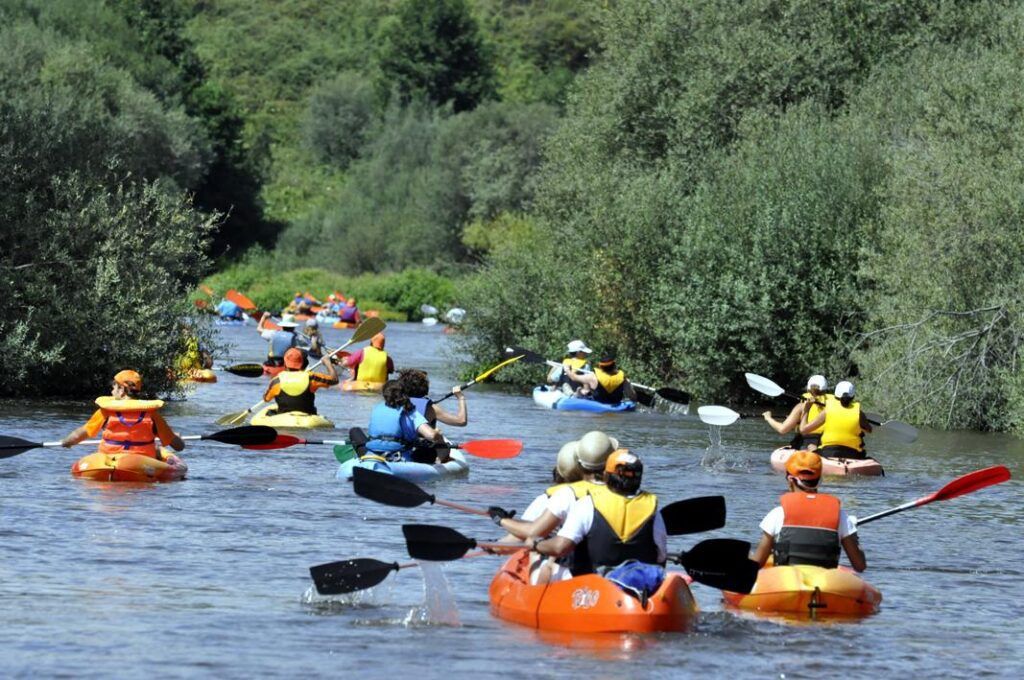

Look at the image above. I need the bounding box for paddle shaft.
[857,465,1011,526]
[435,498,490,517]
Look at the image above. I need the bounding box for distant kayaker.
[800,380,872,460]
[344,333,392,383]
[750,450,867,571]
[339,297,361,324]
[215,297,243,321]
[258,314,308,367]
[60,370,185,458]
[524,449,666,583]
[260,348,338,416]
[397,368,467,427]
[361,379,445,463]
[763,374,833,449]
[302,318,325,360]
[547,340,592,394]
[566,354,637,405]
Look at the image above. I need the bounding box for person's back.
[350,334,391,383]
[216,298,242,320]
[262,349,337,415]
[364,380,433,461]
[592,358,628,405]
[807,381,871,459]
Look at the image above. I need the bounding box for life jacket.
[555,356,589,388]
[410,396,436,427]
[820,399,864,452]
[573,485,659,575]
[545,479,596,500]
[268,330,298,359]
[365,403,419,456]
[355,346,389,383]
[95,397,165,458]
[802,392,832,435]
[773,491,842,568]
[274,371,316,414]
[593,367,626,404]
[340,304,359,322]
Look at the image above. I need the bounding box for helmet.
[575,431,620,471]
[835,380,855,398]
[785,450,822,483]
[566,340,592,354]
[555,441,583,483]
[113,370,142,391]
[605,449,643,495]
[806,374,827,391]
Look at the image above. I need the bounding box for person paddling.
[397,368,467,427]
[547,340,592,394]
[750,450,866,571]
[359,380,446,463]
[800,380,872,460]
[344,333,392,384]
[260,348,338,417]
[215,297,243,321]
[763,374,832,449]
[566,354,637,405]
[339,297,361,324]
[302,318,325,360]
[61,370,184,459]
[258,314,308,367]
[524,449,666,584]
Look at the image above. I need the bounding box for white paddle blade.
[697,405,741,426]
[878,420,919,443]
[420,304,438,316]
[745,372,785,397]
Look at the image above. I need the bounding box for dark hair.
[839,395,854,407]
[382,380,411,410]
[607,473,641,496]
[397,368,429,398]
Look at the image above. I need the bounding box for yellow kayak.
[341,379,385,393]
[723,564,881,619]
[251,404,334,429]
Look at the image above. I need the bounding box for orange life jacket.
[95,398,164,458]
[773,491,842,568]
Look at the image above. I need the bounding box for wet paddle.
[671,539,759,594]
[432,354,526,404]
[857,465,1011,526]
[218,363,266,378]
[244,434,522,459]
[697,405,757,426]
[217,318,386,425]
[0,426,279,460]
[661,496,727,535]
[744,372,919,443]
[309,550,490,595]
[352,468,489,515]
[403,524,514,560]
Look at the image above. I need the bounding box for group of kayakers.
[548,340,637,406]
[762,374,872,459]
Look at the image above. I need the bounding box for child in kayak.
[359,380,445,463]
[261,348,338,416]
[60,370,184,459]
[397,368,467,427]
[749,450,867,571]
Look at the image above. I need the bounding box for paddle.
[697,405,756,426]
[226,289,256,311]
[857,465,1011,526]
[661,496,727,535]
[744,372,919,443]
[217,318,386,425]
[352,468,489,515]
[309,550,490,595]
[241,433,521,459]
[420,304,438,317]
[0,425,278,460]
[432,355,526,404]
[505,345,690,406]
[218,363,266,378]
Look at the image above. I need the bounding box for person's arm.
[623,380,637,402]
[62,411,105,447]
[750,532,774,566]
[262,379,279,403]
[653,511,668,564]
[430,387,467,426]
[257,312,271,332]
[386,357,394,375]
[801,410,826,435]
[764,402,802,435]
[151,412,185,452]
[529,497,590,558]
[500,510,560,541]
[527,535,576,558]
[842,534,867,572]
[344,348,363,369]
[62,426,90,447]
[320,353,338,382]
[860,412,873,433]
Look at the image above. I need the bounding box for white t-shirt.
[519,486,582,523]
[557,495,668,564]
[759,505,857,540]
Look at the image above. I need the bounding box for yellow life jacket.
[588,484,658,543]
[820,399,864,451]
[546,479,597,499]
[275,371,316,414]
[356,346,389,383]
[801,392,833,435]
[594,368,626,404]
[279,371,311,396]
[563,356,588,372]
[573,485,659,573]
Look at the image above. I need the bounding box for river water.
[1,323,1021,678]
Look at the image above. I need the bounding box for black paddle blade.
[676,539,759,594]
[660,496,727,536]
[504,346,546,365]
[352,467,432,508]
[655,387,691,405]
[309,558,400,595]
[0,435,44,459]
[633,386,655,408]
[206,426,278,446]
[402,524,477,561]
[223,363,265,378]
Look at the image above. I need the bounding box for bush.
[304,71,377,169]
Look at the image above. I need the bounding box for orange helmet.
[371,333,385,349]
[113,370,142,391]
[786,450,822,482]
[283,348,305,370]
[605,448,642,477]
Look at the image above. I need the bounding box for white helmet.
[575,431,620,471]
[555,441,583,482]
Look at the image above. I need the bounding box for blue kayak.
[532,386,637,413]
[336,450,469,484]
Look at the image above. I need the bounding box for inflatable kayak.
[336,449,469,484]
[251,405,334,429]
[72,449,187,483]
[187,368,217,383]
[332,320,358,330]
[723,565,881,618]
[489,551,698,633]
[532,386,637,413]
[341,379,385,393]
[262,363,286,377]
[771,447,884,477]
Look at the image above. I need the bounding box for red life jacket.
[773,491,842,568]
[95,398,164,458]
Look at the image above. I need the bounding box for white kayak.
[336,449,469,484]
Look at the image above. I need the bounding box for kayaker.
[800,380,873,460]
[258,314,308,367]
[547,340,592,394]
[339,297,361,324]
[302,318,325,360]
[260,348,338,416]
[215,297,243,321]
[763,374,832,449]
[397,368,467,427]
[524,449,666,583]
[566,354,637,405]
[60,370,184,458]
[344,333,392,383]
[361,379,446,463]
[750,450,867,571]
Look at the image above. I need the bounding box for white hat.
[807,375,827,390]
[567,340,592,354]
[835,380,855,398]
[278,320,298,329]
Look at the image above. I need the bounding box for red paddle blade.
[928,465,1011,503]
[458,439,522,459]
[226,289,256,310]
[243,435,306,450]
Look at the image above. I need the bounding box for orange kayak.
[771,447,884,477]
[488,551,698,633]
[341,379,385,393]
[723,564,881,618]
[72,450,188,483]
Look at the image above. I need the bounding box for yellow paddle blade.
[349,317,386,344]
[473,355,523,382]
[216,409,251,426]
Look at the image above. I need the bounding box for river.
[1,322,1021,678]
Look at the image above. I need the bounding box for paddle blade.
[333,444,357,463]
[222,363,265,378]
[744,372,785,398]
[206,425,278,446]
[243,434,305,450]
[633,385,655,408]
[677,538,759,594]
[0,435,43,459]
[458,439,522,459]
[661,496,726,536]
[473,355,523,383]
[697,405,741,426]
[863,413,919,443]
[216,409,251,426]
[931,465,1011,503]
[403,524,476,561]
[226,289,256,310]
[349,317,386,344]
[309,558,400,595]
[420,304,438,316]
[353,467,432,508]
[504,346,547,365]
[655,387,691,405]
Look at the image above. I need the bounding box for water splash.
[403,561,461,627]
